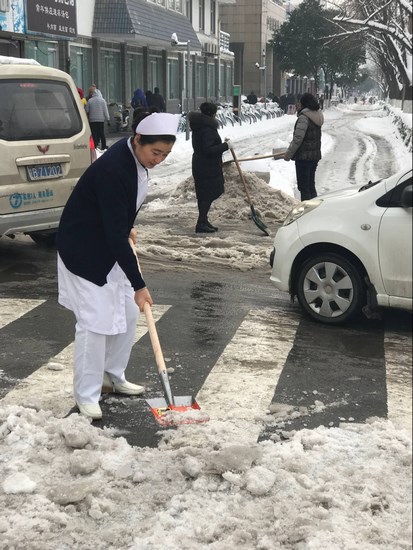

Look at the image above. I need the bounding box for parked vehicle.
[0,57,95,246]
[270,169,412,324]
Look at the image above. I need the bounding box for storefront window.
[207,63,215,98]
[101,49,121,103]
[128,53,144,102]
[168,58,179,100]
[25,40,58,68]
[195,63,205,98]
[69,45,92,92]
[226,65,233,98]
[149,55,164,95]
[220,63,225,99]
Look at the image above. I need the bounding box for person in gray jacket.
[283,93,324,200]
[85,90,110,150]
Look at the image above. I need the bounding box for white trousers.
[73,293,139,404]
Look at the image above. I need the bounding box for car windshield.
[359,178,382,192]
[0,79,82,141]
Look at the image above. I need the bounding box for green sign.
[233,85,241,97]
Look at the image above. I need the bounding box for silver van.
[0,57,95,245]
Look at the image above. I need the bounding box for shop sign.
[26,0,77,39]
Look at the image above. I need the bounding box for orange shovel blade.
[147,398,209,427]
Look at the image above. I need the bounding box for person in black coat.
[188,102,231,233]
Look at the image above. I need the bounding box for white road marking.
[384,330,412,430]
[0,298,45,330]
[196,308,300,441]
[0,305,171,417]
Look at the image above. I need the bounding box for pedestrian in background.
[85,90,110,150]
[131,88,148,112]
[77,88,87,107]
[152,87,166,112]
[283,92,324,201]
[56,112,179,420]
[246,91,258,105]
[188,102,231,234]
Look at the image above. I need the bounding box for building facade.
[220,0,287,99]
[0,0,235,113]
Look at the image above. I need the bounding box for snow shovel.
[129,241,209,427]
[229,147,270,236]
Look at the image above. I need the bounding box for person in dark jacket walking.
[283,92,324,201]
[188,102,231,233]
[56,112,179,420]
[152,87,166,112]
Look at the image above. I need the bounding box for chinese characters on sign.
[26,0,77,38]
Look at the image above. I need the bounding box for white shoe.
[77,402,102,420]
[112,380,145,396]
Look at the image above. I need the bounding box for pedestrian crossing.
[0,299,411,442]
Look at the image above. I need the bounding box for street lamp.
[171,33,191,141]
[255,50,267,108]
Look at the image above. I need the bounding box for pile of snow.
[137,166,298,272]
[0,405,411,549]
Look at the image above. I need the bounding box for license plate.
[27,163,62,181]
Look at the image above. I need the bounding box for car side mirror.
[400,184,413,208]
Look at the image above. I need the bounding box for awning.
[93,0,202,50]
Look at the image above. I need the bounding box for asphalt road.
[0,234,411,448]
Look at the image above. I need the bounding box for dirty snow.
[0,102,412,550]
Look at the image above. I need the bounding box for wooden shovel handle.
[129,239,167,375]
[143,302,167,375]
[229,147,254,207]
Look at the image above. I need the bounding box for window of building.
[207,63,215,98]
[195,62,205,97]
[69,44,93,92]
[168,58,179,100]
[148,0,166,7]
[220,62,225,99]
[199,0,205,31]
[211,1,216,34]
[186,0,192,21]
[168,0,183,11]
[128,53,144,102]
[25,40,58,68]
[149,54,164,95]
[101,48,121,103]
[226,64,233,98]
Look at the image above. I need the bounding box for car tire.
[28,231,57,247]
[296,253,366,325]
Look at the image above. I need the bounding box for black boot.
[206,221,218,231]
[195,222,216,233]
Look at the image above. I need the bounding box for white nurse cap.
[135,113,180,136]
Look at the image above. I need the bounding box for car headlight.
[282,199,322,226]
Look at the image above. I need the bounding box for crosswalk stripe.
[0,298,45,330]
[384,330,412,430]
[196,308,300,442]
[0,305,171,417]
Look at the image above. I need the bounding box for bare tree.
[330,0,412,99]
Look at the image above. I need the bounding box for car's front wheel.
[296,253,366,324]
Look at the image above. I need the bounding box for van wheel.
[28,231,57,247]
[296,253,366,325]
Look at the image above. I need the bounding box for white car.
[270,168,412,324]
